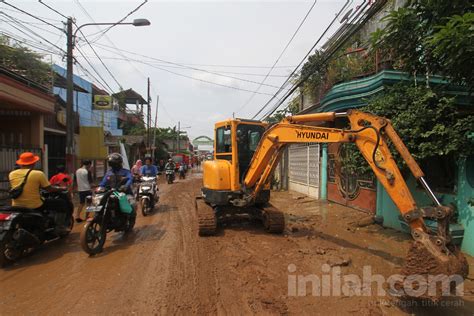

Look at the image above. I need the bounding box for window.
[216,126,232,153]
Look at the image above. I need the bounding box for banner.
[93,95,112,110]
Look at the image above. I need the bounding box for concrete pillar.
[320,144,328,200]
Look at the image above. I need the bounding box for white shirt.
[76,167,91,192]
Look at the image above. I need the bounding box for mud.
[0,171,473,315]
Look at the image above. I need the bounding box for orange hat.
[16,152,40,166]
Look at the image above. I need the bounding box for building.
[53,65,120,177]
[278,0,474,255]
[0,65,55,201]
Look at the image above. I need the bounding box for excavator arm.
[242,110,468,288]
[244,110,429,236]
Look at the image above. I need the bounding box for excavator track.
[195,198,217,236]
[261,205,285,234]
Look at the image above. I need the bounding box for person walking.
[74,160,93,222]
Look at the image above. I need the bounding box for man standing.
[74,160,93,222]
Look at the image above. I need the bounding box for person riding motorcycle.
[8,152,69,233]
[99,153,133,194]
[164,159,176,171]
[141,157,158,177]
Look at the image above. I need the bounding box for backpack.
[9,169,33,199]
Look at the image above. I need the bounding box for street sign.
[93,95,113,110]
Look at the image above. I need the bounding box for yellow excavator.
[196,110,468,293]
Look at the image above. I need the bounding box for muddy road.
[1,171,473,315]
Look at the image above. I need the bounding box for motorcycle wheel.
[140,199,148,217]
[80,219,106,256]
[0,231,25,267]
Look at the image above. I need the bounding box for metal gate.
[288,144,320,198]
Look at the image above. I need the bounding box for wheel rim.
[86,222,104,250]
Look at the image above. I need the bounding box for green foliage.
[266,97,299,124]
[427,13,474,88]
[340,84,474,174]
[0,36,51,86]
[371,0,473,88]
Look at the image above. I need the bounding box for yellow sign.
[93,95,112,110]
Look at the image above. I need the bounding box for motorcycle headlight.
[141,186,151,190]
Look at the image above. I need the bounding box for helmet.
[108,153,123,170]
[168,159,172,162]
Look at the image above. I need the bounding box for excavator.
[195,109,468,296]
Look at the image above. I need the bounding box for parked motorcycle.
[137,176,159,216]
[80,187,136,255]
[0,191,74,267]
[165,169,175,184]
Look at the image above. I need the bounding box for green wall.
[376,158,474,256]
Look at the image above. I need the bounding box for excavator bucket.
[401,241,469,300]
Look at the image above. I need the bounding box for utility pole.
[66,17,74,173]
[147,77,151,154]
[177,121,180,154]
[152,95,159,160]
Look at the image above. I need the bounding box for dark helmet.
[108,153,123,170]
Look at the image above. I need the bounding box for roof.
[92,84,109,96]
[53,72,89,93]
[112,88,147,104]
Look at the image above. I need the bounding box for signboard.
[93,95,112,110]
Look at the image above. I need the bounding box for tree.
[370,0,473,88]
[0,36,51,86]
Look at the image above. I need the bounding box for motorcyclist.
[140,157,158,177]
[99,153,133,195]
[165,159,176,171]
[9,152,69,233]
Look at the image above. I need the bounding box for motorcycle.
[80,186,136,256]
[0,190,74,267]
[137,176,159,216]
[165,169,175,184]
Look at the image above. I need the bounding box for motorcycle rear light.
[0,213,11,221]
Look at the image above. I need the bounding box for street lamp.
[65,18,150,172]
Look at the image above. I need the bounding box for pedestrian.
[74,160,93,222]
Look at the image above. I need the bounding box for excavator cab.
[202,119,270,206]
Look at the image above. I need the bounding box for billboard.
[93,95,112,110]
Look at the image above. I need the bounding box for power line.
[0,31,60,55]
[236,0,319,115]
[0,12,65,54]
[0,1,64,32]
[91,42,290,91]
[38,0,68,20]
[88,0,148,43]
[251,0,351,120]
[76,28,122,90]
[75,47,114,93]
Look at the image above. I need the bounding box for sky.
[1,0,355,140]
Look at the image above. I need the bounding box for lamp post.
[65,18,150,172]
